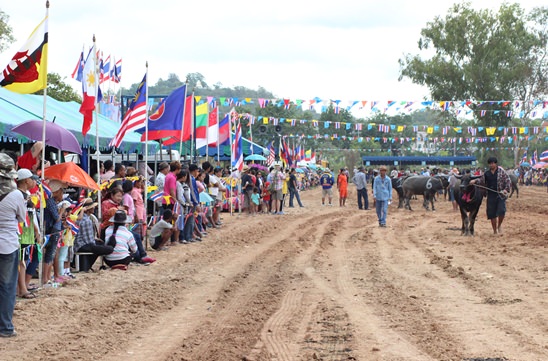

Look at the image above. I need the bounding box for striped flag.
[540,150,548,162]
[149,191,163,202]
[110,74,147,148]
[266,141,275,166]
[231,119,243,171]
[520,150,528,165]
[66,217,79,235]
[71,50,84,82]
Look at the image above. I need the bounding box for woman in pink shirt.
[132,177,146,235]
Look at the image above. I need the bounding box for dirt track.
[2,185,547,361]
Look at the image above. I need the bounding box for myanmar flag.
[0,15,48,94]
[194,102,209,148]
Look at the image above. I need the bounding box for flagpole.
[249,117,254,155]
[205,102,209,162]
[178,80,188,160]
[229,111,234,216]
[38,0,50,287]
[191,91,195,162]
[144,61,149,248]
[216,107,220,165]
[93,35,102,222]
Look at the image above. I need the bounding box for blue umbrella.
[245,154,267,161]
[295,168,304,173]
[520,162,531,167]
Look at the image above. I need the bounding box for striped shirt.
[104,225,137,261]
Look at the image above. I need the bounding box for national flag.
[110,74,147,148]
[540,150,548,162]
[112,58,122,83]
[280,137,291,167]
[139,85,187,142]
[520,150,528,165]
[100,54,111,84]
[66,217,79,235]
[149,191,163,202]
[194,102,210,149]
[71,50,84,82]
[231,120,243,171]
[531,150,538,166]
[79,46,98,136]
[0,14,48,94]
[41,182,52,199]
[218,113,230,145]
[305,149,312,161]
[266,141,275,166]
[196,106,219,149]
[173,201,181,216]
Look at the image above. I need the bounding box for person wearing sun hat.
[73,198,114,270]
[103,210,138,269]
[0,155,27,337]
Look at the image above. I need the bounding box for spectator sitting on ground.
[104,211,138,270]
[150,209,173,251]
[73,198,114,270]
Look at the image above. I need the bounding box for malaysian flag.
[110,74,147,148]
[266,141,275,166]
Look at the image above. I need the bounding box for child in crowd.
[261,181,271,214]
[251,187,260,215]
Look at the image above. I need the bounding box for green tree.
[0,9,14,53]
[35,72,81,103]
[399,2,548,166]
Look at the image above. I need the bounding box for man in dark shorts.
[470,157,511,235]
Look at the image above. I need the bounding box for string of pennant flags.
[232,112,548,138]
[196,97,548,117]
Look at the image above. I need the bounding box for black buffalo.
[402,176,444,211]
[391,177,406,208]
[453,173,483,236]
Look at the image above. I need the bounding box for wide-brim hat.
[82,197,98,211]
[242,165,250,172]
[273,161,282,167]
[108,210,132,224]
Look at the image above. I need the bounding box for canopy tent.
[0,88,157,154]
[362,155,477,166]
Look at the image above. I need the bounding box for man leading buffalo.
[470,157,511,235]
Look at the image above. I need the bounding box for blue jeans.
[289,188,303,207]
[376,200,388,225]
[182,213,195,241]
[0,250,19,334]
[357,188,369,209]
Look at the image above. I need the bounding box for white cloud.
[0,0,545,103]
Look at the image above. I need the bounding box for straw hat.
[82,197,98,211]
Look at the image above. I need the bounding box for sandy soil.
[1,185,547,361]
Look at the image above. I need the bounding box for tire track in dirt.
[246,213,347,360]
[306,210,438,360]
[393,196,547,361]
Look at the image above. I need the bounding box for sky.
[0,0,546,104]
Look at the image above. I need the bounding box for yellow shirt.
[282,176,289,194]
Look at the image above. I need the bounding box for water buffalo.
[433,174,449,200]
[507,172,519,198]
[391,177,405,208]
[402,176,444,211]
[453,173,483,236]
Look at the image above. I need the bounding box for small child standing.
[251,187,261,216]
[261,181,271,214]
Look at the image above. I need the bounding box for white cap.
[16,168,33,181]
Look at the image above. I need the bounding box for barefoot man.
[470,157,511,234]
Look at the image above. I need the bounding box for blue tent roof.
[0,88,157,154]
[362,155,477,165]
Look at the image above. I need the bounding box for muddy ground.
[2,185,547,361]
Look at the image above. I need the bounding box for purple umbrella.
[12,120,82,155]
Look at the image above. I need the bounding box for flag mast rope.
[38,0,50,287]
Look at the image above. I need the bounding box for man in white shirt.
[0,154,26,338]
